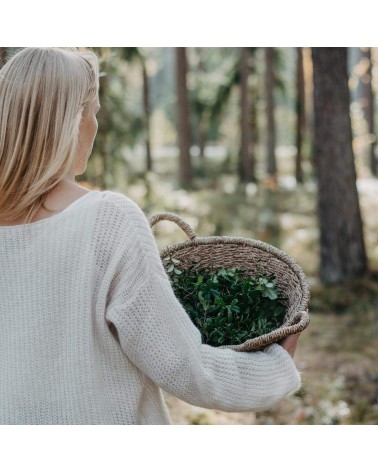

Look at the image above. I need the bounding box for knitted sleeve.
[104,193,301,412]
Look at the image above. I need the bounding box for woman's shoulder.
[98,190,136,207]
[94,190,151,234]
[94,190,166,278]
[97,190,146,218]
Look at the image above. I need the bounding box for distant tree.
[249,82,259,158]
[175,47,192,187]
[209,48,257,182]
[239,47,254,182]
[80,47,111,188]
[312,47,367,283]
[142,62,152,171]
[79,47,144,189]
[360,48,377,176]
[265,47,277,180]
[0,48,7,68]
[121,48,152,172]
[295,47,305,183]
[190,48,208,158]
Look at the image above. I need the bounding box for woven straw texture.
[149,212,310,352]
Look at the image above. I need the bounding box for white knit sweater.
[0,190,300,424]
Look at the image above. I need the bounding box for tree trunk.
[265,48,277,179]
[175,47,192,187]
[249,85,257,182]
[295,47,305,183]
[0,48,7,68]
[198,118,206,159]
[312,47,367,283]
[302,48,315,176]
[142,61,152,172]
[361,48,377,176]
[197,49,206,159]
[239,47,252,182]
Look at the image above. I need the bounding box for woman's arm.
[102,192,301,412]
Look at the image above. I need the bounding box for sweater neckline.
[0,190,102,231]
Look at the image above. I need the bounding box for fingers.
[279,332,301,358]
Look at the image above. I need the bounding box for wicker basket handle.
[149,212,197,240]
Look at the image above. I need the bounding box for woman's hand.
[279,332,301,358]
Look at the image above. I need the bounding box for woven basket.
[149,212,310,352]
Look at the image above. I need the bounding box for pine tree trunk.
[197,49,206,159]
[249,86,257,182]
[198,118,206,159]
[97,48,109,189]
[361,48,377,176]
[142,62,152,172]
[175,47,192,187]
[239,47,252,182]
[312,47,367,283]
[302,48,315,176]
[295,47,305,183]
[265,47,277,179]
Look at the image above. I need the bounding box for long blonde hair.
[0,47,99,223]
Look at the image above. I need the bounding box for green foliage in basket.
[163,256,287,347]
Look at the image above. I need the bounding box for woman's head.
[0,47,99,222]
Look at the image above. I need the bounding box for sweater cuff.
[264,343,302,396]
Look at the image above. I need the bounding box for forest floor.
[109,152,378,425]
[164,294,378,425]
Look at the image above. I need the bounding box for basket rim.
[159,234,310,311]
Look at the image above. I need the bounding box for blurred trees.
[295,47,305,183]
[350,47,377,177]
[121,48,152,172]
[190,48,210,159]
[360,48,376,176]
[265,47,277,180]
[201,48,260,182]
[239,47,254,182]
[176,47,192,187]
[312,47,367,283]
[74,47,375,286]
[80,47,144,188]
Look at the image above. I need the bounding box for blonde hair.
[0,47,99,223]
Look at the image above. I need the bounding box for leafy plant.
[163,256,287,347]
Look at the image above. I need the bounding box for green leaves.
[163,256,287,347]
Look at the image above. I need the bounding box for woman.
[0,47,301,424]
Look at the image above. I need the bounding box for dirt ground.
[164,303,378,425]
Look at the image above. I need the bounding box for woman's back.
[0,191,170,424]
[0,189,301,424]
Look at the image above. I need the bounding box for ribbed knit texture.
[0,190,301,424]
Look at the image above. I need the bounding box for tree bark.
[142,61,152,172]
[249,85,257,182]
[175,47,192,187]
[265,47,277,179]
[239,47,252,182]
[295,47,305,183]
[361,48,377,176]
[197,49,206,159]
[312,47,367,283]
[198,121,206,158]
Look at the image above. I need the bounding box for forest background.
[1,46,377,427]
